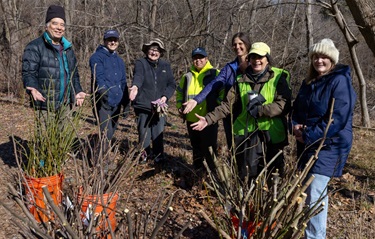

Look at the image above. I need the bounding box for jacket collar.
[43,31,72,50]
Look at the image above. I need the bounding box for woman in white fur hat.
[292,38,357,239]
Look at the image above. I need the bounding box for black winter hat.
[45,5,66,23]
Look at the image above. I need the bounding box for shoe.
[154,152,166,163]
[154,156,165,163]
[139,151,148,164]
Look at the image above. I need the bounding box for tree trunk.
[305,0,313,50]
[327,0,371,127]
[281,1,298,68]
[345,0,375,58]
[0,0,22,96]
[150,0,158,38]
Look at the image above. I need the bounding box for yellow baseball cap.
[248,42,271,56]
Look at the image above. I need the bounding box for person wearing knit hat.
[129,39,176,164]
[292,38,356,239]
[45,5,66,23]
[309,38,339,64]
[22,5,86,120]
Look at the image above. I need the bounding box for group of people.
[21,4,357,239]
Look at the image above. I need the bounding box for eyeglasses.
[149,48,160,53]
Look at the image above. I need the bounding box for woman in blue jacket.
[90,29,129,144]
[292,38,356,239]
[183,32,251,148]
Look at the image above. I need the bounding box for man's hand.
[75,92,87,106]
[129,86,138,101]
[182,99,197,114]
[191,113,208,131]
[26,87,46,102]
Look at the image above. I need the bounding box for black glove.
[248,105,259,118]
[247,93,265,119]
[247,93,266,109]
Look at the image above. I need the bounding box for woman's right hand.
[129,86,138,101]
[182,99,197,114]
[191,113,208,131]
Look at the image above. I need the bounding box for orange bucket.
[79,192,119,238]
[24,173,64,223]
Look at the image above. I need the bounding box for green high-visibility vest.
[233,67,289,144]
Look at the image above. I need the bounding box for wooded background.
[1,0,375,126]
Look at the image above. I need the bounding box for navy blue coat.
[292,64,356,177]
[90,45,128,108]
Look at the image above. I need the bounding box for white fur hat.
[309,38,339,64]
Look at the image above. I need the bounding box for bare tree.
[317,0,371,127]
[305,0,314,50]
[345,0,375,58]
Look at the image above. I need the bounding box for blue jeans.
[304,173,330,239]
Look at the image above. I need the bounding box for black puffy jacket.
[22,32,83,110]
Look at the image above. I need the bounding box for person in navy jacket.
[292,38,356,239]
[90,29,129,144]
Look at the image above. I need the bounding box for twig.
[41,186,79,239]
[150,207,173,239]
[173,218,192,239]
[198,210,231,239]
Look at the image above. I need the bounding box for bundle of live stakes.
[199,100,336,239]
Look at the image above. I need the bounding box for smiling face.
[192,55,208,72]
[312,53,334,76]
[46,18,65,44]
[104,37,119,52]
[147,45,161,61]
[232,37,248,58]
[248,54,269,73]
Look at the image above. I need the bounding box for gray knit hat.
[309,38,339,64]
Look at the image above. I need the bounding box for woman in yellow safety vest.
[191,42,292,180]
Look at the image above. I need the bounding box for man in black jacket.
[129,39,176,163]
[22,5,86,113]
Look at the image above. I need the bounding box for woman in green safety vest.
[191,42,292,180]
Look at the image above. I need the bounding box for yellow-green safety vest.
[233,67,289,144]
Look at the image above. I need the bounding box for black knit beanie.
[45,5,66,23]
